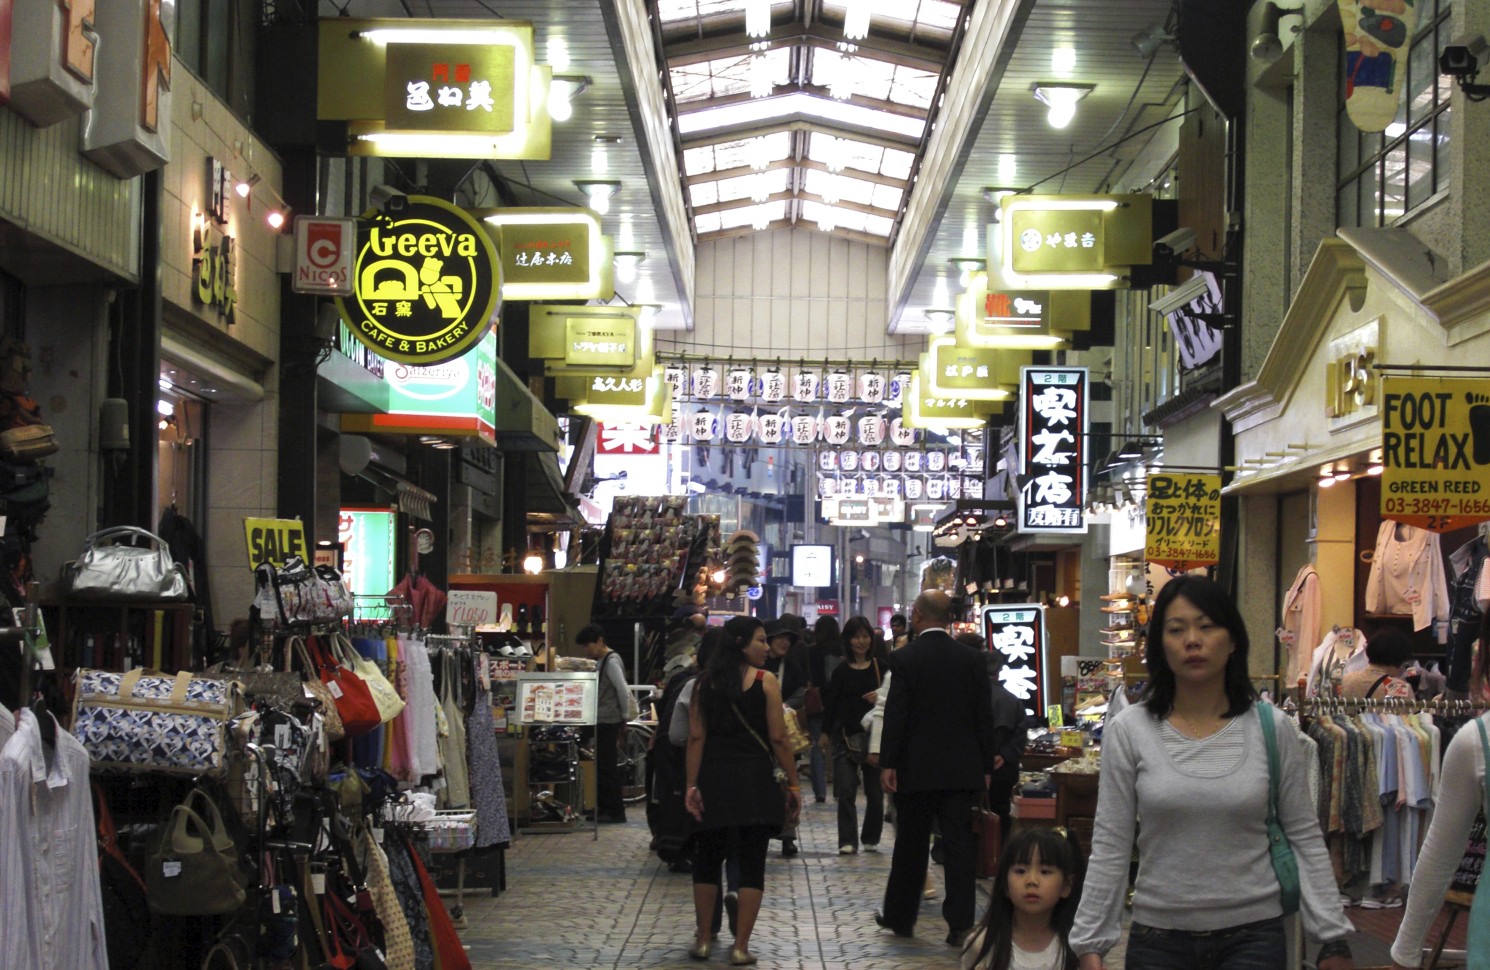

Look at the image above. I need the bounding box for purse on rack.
[61,525,189,600]
[208,641,306,712]
[72,668,238,776]
[333,633,405,725]
[971,794,1002,879]
[288,636,346,742]
[146,789,248,915]
[1257,700,1301,915]
[307,635,382,738]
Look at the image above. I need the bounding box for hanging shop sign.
[336,195,501,366]
[1379,376,1490,533]
[926,337,1016,402]
[597,421,658,455]
[564,367,671,425]
[531,304,648,378]
[292,216,357,296]
[1162,271,1226,371]
[481,208,605,300]
[958,274,1092,349]
[317,19,551,160]
[1144,473,1221,571]
[1017,367,1088,534]
[339,507,398,598]
[995,195,1152,290]
[7,0,173,177]
[341,329,498,444]
[563,316,636,368]
[243,517,309,569]
[981,605,1047,716]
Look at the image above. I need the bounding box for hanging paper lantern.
[757,409,785,444]
[904,477,924,499]
[724,408,754,443]
[819,449,839,471]
[859,370,886,403]
[726,366,753,401]
[903,450,923,472]
[886,371,911,406]
[881,475,901,497]
[818,475,838,497]
[660,413,684,443]
[791,412,818,444]
[692,363,720,399]
[840,450,860,472]
[926,478,945,500]
[861,451,881,472]
[863,476,881,497]
[858,414,887,446]
[792,367,820,402]
[690,408,718,441]
[825,369,853,404]
[882,450,902,472]
[926,449,947,472]
[760,368,787,402]
[948,477,963,499]
[889,417,918,448]
[822,412,851,445]
[665,363,689,402]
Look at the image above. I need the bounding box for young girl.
[961,829,1081,970]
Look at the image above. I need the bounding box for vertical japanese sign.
[1144,473,1221,570]
[339,508,397,597]
[1380,376,1490,532]
[1018,367,1088,534]
[981,605,1047,717]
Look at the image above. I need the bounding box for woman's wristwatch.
[1316,940,1351,962]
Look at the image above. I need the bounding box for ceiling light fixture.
[949,257,985,287]
[842,0,870,41]
[547,74,591,122]
[828,50,855,100]
[613,251,646,283]
[1317,468,1337,488]
[744,0,771,39]
[817,212,836,232]
[1052,47,1077,74]
[924,307,956,332]
[821,175,840,205]
[1032,82,1094,129]
[747,136,772,171]
[749,52,774,99]
[574,179,621,215]
[824,137,848,173]
[266,209,288,230]
[751,174,771,203]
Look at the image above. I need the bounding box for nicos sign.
[336,196,501,366]
[293,217,356,296]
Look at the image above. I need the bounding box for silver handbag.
[61,525,190,600]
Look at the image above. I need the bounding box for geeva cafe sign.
[336,196,501,366]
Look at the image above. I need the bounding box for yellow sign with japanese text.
[1380,376,1490,532]
[1144,473,1221,570]
[244,517,309,569]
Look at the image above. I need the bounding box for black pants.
[692,825,772,891]
[595,721,626,819]
[988,771,1016,845]
[882,789,978,933]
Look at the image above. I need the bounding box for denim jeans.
[1125,917,1285,970]
[806,713,828,800]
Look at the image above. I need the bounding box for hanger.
[30,697,55,747]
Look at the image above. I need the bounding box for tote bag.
[334,633,406,724]
[308,635,382,738]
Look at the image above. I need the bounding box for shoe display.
[838,844,856,855]
[497,603,513,632]
[531,603,545,634]
[728,948,757,966]
[516,604,530,636]
[724,891,739,936]
[781,838,799,857]
[873,911,913,937]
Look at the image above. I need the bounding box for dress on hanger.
[1279,564,1323,686]
[1364,521,1450,632]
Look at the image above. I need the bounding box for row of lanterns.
[662,406,922,447]
[818,474,987,501]
[664,362,913,405]
[817,447,980,473]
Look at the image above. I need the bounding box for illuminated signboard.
[564,316,637,368]
[791,544,834,587]
[981,605,1047,717]
[483,208,606,300]
[1017,367,1088,534]
[336,195,500,366]
[340,329,498,443]
[384,43,517,133]
[339,507,398,598]
[926,336,1015,402]
[1380,376,1490,533]
[996,194,1152,290]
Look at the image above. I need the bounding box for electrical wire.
[1018,107,1198,196]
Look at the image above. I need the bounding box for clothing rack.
[1300,696,1488,716]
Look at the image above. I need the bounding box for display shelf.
[42,599,197,672]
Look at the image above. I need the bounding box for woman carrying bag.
[823,615,885,855]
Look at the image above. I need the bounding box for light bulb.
[523,553,544,575]
[266,210,286,229]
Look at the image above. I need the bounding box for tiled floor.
[455,795,1465,969]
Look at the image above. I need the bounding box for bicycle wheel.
[620,723,652,803]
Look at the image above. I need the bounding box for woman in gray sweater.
[1070,576,1355,970]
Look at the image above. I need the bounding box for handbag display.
[307,635,382,738]
[207,641,306,712]
[1257,700,1301,915]
[0,422,57,459]
[289,636,347,742]
[971,794,1002,879]
[146,790,248,915]
[61,525,189,601]
[72,667,238,776]
[254,556,352,629]
[333,633,406,724]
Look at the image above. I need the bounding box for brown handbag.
[972,795,1002,879]
[801,685,824,716]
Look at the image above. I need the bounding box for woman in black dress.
[685,616,803,966]
[824,615,886,854]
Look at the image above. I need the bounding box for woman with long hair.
[685,616,802,966]
[1070,575,1355,970]
[805,615,843,803]
[824,615,886,854]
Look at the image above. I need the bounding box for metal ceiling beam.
[674,86,929,122]
[679,117,919,152]
[699,222,889,247]
[663,24,947,74]
[691,191,895,221]
[685,158,907,190]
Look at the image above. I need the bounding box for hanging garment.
[358,828,417,970]
[1306,628,1367,698]
[385,832,435,970]
[437,651,471,809]
[403,638,441,780]
[0,700,12,748]
[1447,537,1489,690]
[466,656,511,847]
[406,840,472,970]
[1279,564,1323,686]
[1365,521,1451,632]
[0,710,109,970]
[388,573,448,630]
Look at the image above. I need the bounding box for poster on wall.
[1144,473,1221,570]
[515,672,598,725]
[1380,376,1490,533]
[1017,367,1088,534]
[980,605,1047,717]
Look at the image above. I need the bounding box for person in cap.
[763,617,809,856]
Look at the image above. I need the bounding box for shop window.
[174,0,235,103]
[1336,0,1453,228]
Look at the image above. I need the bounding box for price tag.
[1060,730,1084,749]
[373,826,385,844]
[271,891,281,914]
[274,723,291,750]
[327,680,343,699]
[312,872,326,895]
[162,860,182,878]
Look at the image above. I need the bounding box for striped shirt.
[0,709,109,970]
[1158,716,1246,777]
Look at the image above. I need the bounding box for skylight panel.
[694,212,723,233]
[670,48,791,103]
[879,147,914,179]
[870,183,904,210]
[657,0,746,26]
[677,92,925,139]
[718,200,787,230]
[804,169,880,207]
[683,145,719,177]
[820,0,961,34]
[690,182,720,207]
[863,213,894,236]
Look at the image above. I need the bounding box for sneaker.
[863,843,879,852]
[839,844,857,855]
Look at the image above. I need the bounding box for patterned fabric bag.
[71,668,238,776]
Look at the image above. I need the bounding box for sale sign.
[1144,473,1221,570]
[1380,376,1490,532]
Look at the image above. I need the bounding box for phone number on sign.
[1383,496,1490,517]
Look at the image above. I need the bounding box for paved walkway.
[457,796,1129,970]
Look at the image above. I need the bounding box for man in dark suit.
[874,590,995,945]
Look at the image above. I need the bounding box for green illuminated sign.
[338,508,397,597]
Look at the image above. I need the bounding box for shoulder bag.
[839,659,878,763]
[307,635,382,738]
[1257,700,1301,915]
[61,525,189,600]
[146,790,248,915]
[333,633,406,724]
[782,705,812,755]
[287,636,346,741]
[971,793,1002,879]
[72,668,237,776]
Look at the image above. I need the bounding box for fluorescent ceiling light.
[676,92,925,138]
[843,0,870,40]
[574,179,621,215]
[1052,48,1077,74]
[1033,82,1094,129]
[613,251,645,283]
[745,0,771,38]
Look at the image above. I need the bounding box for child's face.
[1006,848,1071,919]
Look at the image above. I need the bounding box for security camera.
[368,184,409,214]
[1153,227,1197,260]
[1439,35,1490,100]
